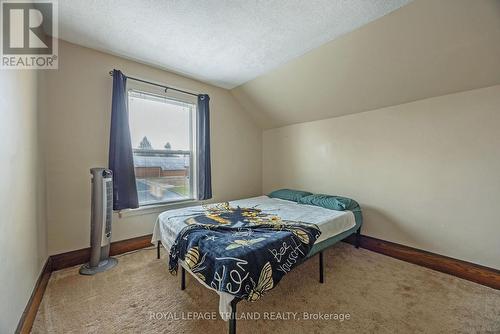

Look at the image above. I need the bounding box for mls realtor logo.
[1,0,58,69]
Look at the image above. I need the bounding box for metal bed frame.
[157,226,361,334]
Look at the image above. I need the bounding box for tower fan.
[79,168,118,275]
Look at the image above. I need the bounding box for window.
[128,90,196,206]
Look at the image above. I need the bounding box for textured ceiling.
[231,0,500,128]
[56,0,410,89]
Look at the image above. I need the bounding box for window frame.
[127,88,198,208]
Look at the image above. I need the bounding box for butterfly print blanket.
[168,203,321,302]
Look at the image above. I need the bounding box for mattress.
[153,195,355,251]
[151,195,356,319]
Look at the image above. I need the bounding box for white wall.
[0,71,47,333]
[263,85,500,269]
[41,41,262,255]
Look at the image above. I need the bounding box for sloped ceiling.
[231,0,500,129]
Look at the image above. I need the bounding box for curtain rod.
[109,70,201,97]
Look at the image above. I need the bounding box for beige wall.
[0,71,47,332]
[41,41,262,255]
[263,85,500,269]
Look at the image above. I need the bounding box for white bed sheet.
[151,195,356,319]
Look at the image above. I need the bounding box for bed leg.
[157,241,161,259]
[319,251,324,284]
[355,227,361,249]
[180,267,186,290]
[229,299,238,334]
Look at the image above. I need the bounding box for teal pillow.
[299,194,358,211]
[268,189,313,202]
[299,194,363,226]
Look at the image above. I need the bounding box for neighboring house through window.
[128,90,195,206]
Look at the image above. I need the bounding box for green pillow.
[299,194,358,211]
[268,189,313,202]
[299,194,363,226]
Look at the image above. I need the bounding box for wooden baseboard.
[51,234,153,271]
[15,258,52,334]
[344,234,500,290]
[16,234,154,333]
[110,234,154,256]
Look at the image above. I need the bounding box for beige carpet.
[32,243,500,333]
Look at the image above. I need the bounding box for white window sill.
[117,199,199,218]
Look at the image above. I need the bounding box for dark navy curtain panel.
[109,70,139,210]
[197,94,212,200]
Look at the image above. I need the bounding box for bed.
[152,195,362,334]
